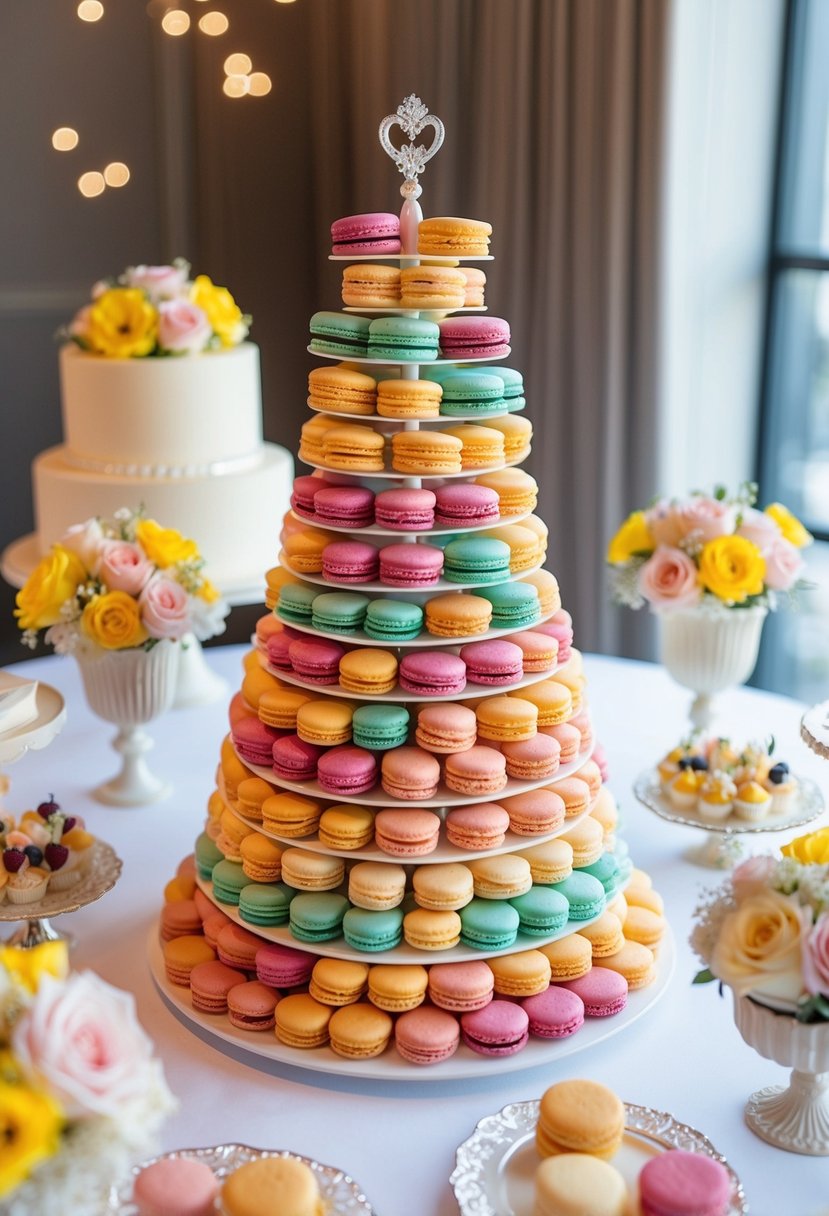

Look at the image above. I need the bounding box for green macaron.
[436,372,507,417]
[552,872,607,921]
[367,317,440,362]
[238,882,294,926]
[576,854,622,897]
[289,892,349,942]
[351,704,410,750]
[478,581,541,627]
[443,537,512,584]
[311,591,370,634]
[473,366,526,412]
[277,584,318,624]
[211,859,248,905]
[508,886,570,936]
[363,599,424,641]
[195,831,224,881]
[342,906,404,952]
[459,899,520,950]
[309,311,370,359]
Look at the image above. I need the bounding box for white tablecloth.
[4,647,829,1215]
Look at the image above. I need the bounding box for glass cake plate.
[108,1143,375,1213]
[450,1099,747,1216]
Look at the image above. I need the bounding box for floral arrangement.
[65,259,250,358]
[607,484,812,611]
[14,509,229,654]
[692,829,829,1022]
[0,940,175,1213]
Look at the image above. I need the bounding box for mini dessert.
[697,773,737,822]
[766,761,799,813]
[221,1156,324,1216]
[534,1155,629,1216]
[133,1157,219,1216]
[668,768,703,811]
[536,1078,625,1159]
[733,780,773,822]
[639,1149,731,1216]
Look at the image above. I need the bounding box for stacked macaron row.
[307,364,527,419]
[160,854,662,1064]
[341,263,486,310]
[309,312,511,365]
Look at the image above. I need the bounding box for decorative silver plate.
[634,769,824,836]
[450,1100,747,1216]
[108,1143,375,1213]
[0,840,122,921]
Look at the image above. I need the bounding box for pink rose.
[157,299,211,354]
[737,506,781,552]
[96,540,154,595]
[731,855,778,900]
[803,914,829,996]
[60,517,104,572]
[13,971,161,1118]
[123,263,188,302]
[762,535,804,592]
[68,304,92,341]
[676,496,736,543]
[646,500,686,547]
[140,575,191,639]
[637,545,701,609]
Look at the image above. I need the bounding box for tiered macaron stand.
[149,96,673,1078]
[0,682,122,946]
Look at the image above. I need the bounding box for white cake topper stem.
[379,94,445,255]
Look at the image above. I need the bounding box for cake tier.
[59,342,263,472]
[33,442,293,594]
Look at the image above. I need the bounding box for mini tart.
[696,775,737,823]
[6,866,49,904]
[767,775,798,814]
[733,780,773,822]
[667,769,702,810]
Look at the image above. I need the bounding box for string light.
[52,128,79,152]
[248,72,272,97]
[224,53,252,75]
[161,10,190,35]
[104,162,130,187]
[199,12,228,35]
[77,1,104,20]
[78,171,105,198]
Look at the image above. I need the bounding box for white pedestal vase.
[732,993,829,1155]
[657,604,768,732]
[172,633,227,709]
[75,639,179,806]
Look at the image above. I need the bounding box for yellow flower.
[198,578,220,603]
[698,535,766,603]
[14,546,86,632]
[84,288,158,358]
[135,519,199,569]
[81,591,147,650]
[190,274,248,347]
[0,943,69,996]
[764,502,813,548]
[606,511,655,564]
[781,828,829,865]
[712,889,805,1002]
[0,1082,64,1199]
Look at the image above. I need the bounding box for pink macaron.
[521,986,585,1039]
[510,630,559,673]
[266,632,294,672]
[322,540,379,583]
[317,745,378,795]
[374,488,437,531]
[460,999,529,1056]
[537,608,573,663]
[399,651,467,696]
[568,709,594,753]
[460,639,524,686]
[216,923,264,970]
[290,475,322,519]
[444,746,507,796]
[331,212,401,256]
[540,722,581,764]
[501,734,561,780]
[287,637,346,685]
[639,1150,732,1216]
[132,1157,219,1216]
[381,747,441,800]
[434,483,500,526]
[415,703,478,753]
[227,979,281,1032]
[313,485,375,528]
[379,542,444,588]
[593,741,610,781]
[232,718,284,767]
[502,788,566,835]
[189,960,245,1015]
[374,809,441,856]
[428,960,495,1012]
[559,966,629,1017]
[439,316,511,360]
[445,803,511,850]
[272,735,325,782]
[255,940,316,988]
[394,1005,460,1065]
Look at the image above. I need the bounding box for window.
[756,0,829,703]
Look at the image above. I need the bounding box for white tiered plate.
[260,660,559,704]
[110,1143,375,1214]
[300,447,530,480]
[342,306,488,315]
[234,741,594,807]
[307,403,523,423]
[265,603,556,647]
[450,1094,746,1216]
[328,254,494,263]
[278,556,543,596]
[148,926,673,1082]
[634,770,825,836]
[0,682,66,766]
[307,347,512,367]
[288,506,534,538]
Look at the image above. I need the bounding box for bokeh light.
[199,12,228,35]
[78,171,105,197]
[248,72,272,97]
[224,53,252,75]
[52,127,79,152]
[104,162,130,187]
[161,10,190,35]
[223,75,250,98]
[274,1,297,4]
[77,1,104,21]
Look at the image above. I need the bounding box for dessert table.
[4,646,827,1215]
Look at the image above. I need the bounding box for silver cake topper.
[378,94,445,199]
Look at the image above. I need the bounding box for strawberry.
[44,843,68,871]
[3,849,27,873]
[37,795,60,819]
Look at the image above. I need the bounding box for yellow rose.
[135,519,199,568]
[698,535,766,603]
[0,1083,63,1199]
[81,591,147,650]
[606,511,655,564]
[781,828,829,865]
[0,942,69,996]
[84,288,158,358]
[198,577,220,603]
[14,546,86,631]
[764,502,813,548]
[712,889,805,1002]
[190,274,248,347]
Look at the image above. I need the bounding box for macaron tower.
[167,97,658,1075]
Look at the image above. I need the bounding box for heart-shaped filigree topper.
[379,94,445,195]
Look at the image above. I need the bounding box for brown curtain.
[190,0,669,656]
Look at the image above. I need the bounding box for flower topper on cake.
[0,940,175,1210]
[692,828,829,1023]
[607,483,812,612]
[65,259,251,358]
[15,509,229,654]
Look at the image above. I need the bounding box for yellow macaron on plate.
[449,1087,745,1215]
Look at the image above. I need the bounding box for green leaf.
[693,968,716,985]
